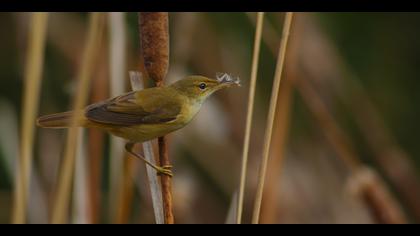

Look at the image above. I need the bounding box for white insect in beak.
[216,72,241,86]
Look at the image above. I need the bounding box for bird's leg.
[125,142,173,177]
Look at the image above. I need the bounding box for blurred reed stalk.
[129,71,164,224]
[294,75,406,223]
[291,22,407,223]
[323,46,420,222]
[12,12,49,224]
[290,31,407,224]
[348,167,407,223]
[260,77,294,223]
[254,13,360,172]
[226,191,238,224]
[349,85,420,221]
[51,13,105,224]
[250,12,408,224]
[290,14,408,223]
[114,66,148,224]
[252,12,294,224]
[107,12,127,223]
[295,75,361,171]
[236,12,264,224]
[296,66,408,224]
[87,23,109,224]
[138,12,174,224]
[258,12,304,223]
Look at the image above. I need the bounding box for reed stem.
[129,71,164,224]
[51,13,104,224]
[12,12,49,224]
[108,12,127,223]
[236,12,264,224]
[138,12,174,224]
[251,12,294,224]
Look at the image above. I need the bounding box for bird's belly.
[106,122,186,143]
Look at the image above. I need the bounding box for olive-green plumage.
[37,75,239,143]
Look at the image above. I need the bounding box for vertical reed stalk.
[51,13,105,224]
[252,12,294,224]
[87,33,108,224]
[108,12,127,223]
[251,12,407,224]
[236,12,264,224]
[138,12,173,224]
[258,13,305,223]
[290,20,407,222]
[12,12,49,224]
[260,78,294,223]
[129,71,164,224]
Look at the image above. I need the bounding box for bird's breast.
[177,100,202,125]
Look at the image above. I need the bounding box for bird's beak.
[215,73,241,89]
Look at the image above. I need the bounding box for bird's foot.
[156,165,173,177]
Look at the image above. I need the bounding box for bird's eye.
[199,83,207,90]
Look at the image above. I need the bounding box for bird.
[37,74,240,176]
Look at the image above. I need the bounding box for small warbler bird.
[37,74,240,176]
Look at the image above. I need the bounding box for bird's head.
[171,74,240,103]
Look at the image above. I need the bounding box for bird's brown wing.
[85,91,181,126]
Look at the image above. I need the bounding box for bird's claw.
[156,165,173,177]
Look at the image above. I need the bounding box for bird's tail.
[37,111,86,128]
